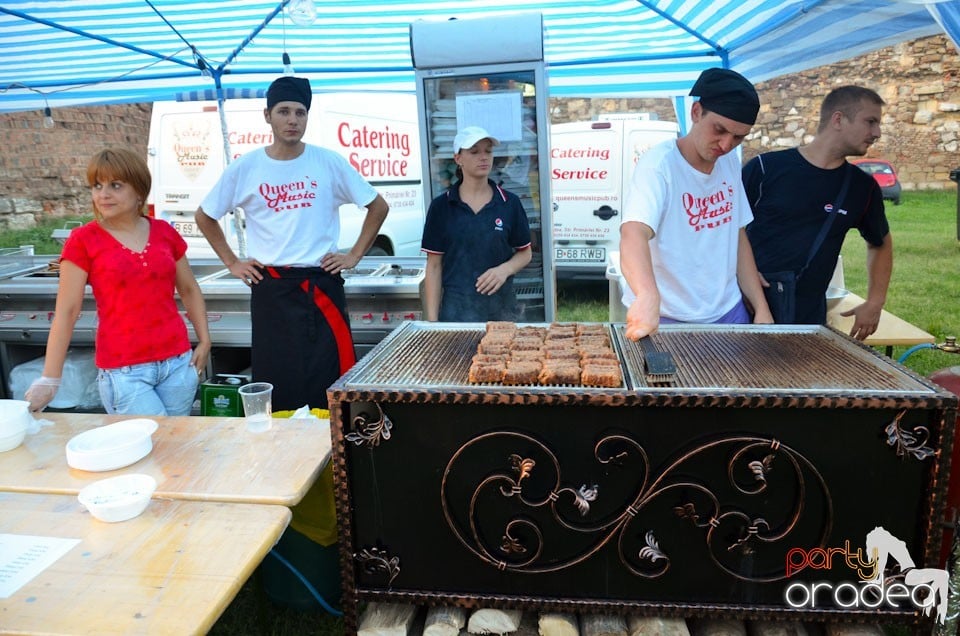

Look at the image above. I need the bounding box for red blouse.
[61,218,191,369]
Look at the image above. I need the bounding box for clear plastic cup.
[238,382,273,433]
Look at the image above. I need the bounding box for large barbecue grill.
[328,322,957,632]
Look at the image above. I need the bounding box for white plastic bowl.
[78,473,156,522]
[66,418,159,471]
[826,286,849,311]
[0,426,27,453]
[0,399,31,452]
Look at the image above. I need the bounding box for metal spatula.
[638,335,677,386]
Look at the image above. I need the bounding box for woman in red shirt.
[25,148,211,415]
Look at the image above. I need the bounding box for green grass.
[840,190,960,376]
[556,281,610,322]
[0,216,90,254]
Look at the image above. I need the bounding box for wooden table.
[0,491,290,635]
[0,413,331,505]
[826,291,935,355]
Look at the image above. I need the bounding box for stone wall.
[749,35,960,190]
[0,104,151,230]
[1,35,957,231]
[550,35,960,192]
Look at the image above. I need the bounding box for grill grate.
[346,323,481,387]
[341,322,937,396]
[613,324,932,393]
[345,322,627,390]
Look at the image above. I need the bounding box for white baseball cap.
[453,126,499,154]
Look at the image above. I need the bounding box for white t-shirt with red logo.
[620,140,752,323]
[200,145,377,266]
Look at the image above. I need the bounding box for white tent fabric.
[0,0,957,114]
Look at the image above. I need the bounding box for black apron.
[250,266,356,410]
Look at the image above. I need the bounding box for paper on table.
[0,533,80,598]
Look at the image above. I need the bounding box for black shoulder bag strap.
[796,162,853,281]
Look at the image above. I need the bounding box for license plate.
[555,247,606,262]
[172,221,202,237]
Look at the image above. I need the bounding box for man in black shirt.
[743,86,892,340]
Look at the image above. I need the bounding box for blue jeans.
[98,350,199,416]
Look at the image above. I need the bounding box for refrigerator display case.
[411,13,556,321]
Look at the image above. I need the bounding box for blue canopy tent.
[1,0,958,119]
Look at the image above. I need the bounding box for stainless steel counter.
[0,255,425,336]
[0,255,426,397]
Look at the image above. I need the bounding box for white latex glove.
[24,376,61,412]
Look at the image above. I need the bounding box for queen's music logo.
[172,121,212,181]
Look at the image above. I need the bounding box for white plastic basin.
[826,286,849,311]
[78,473,156,522]
[0,399,31,452]
[65,418,159,471]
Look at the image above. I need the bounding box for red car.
[851,158,902,205]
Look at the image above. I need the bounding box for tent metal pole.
[222,1,288,69]
[0,5,197,70]
[209,69,248,259]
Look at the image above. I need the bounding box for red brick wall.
[0,103,151,229]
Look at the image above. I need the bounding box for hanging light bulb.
[287,0,317,26]
[192,46,212,77]
[43,106,54,129]
[282,52,295,75]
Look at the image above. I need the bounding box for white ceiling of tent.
[0,0,957,113]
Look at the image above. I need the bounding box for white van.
[146,92,424,258]
[550,117,679,279]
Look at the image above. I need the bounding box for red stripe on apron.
[311,284,356,374]
[263,267,355,374]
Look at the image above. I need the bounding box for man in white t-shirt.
[195,76,389,410]
[619,67,773,341]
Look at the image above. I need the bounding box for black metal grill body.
[327,322,957,632]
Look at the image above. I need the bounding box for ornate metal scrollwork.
[355,545,400,585]
[440,430,832,583]
[884,409,935,461]
[345,402,393,448]
[574,484,599,516]
[637,530,668,574]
